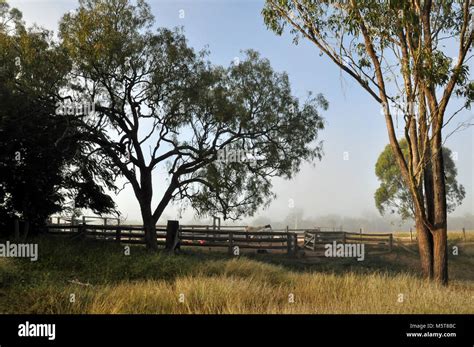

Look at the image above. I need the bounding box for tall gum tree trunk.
[433,228,448,284]
[408,118,434,278]
[419,159,435,279]
[431,138,448,285]
[414,211,433,279]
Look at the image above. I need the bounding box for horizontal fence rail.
[302,230,393,254]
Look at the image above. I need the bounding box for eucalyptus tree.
[59,0,327,250]
[263,0,473,284]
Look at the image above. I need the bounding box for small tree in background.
[375,140,465,221]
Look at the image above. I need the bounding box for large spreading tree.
[263,0,473,284]
[59,0,327,250]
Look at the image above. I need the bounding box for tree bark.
[414,213,433,279]
[407,114,434,279]
[136,167,159,251]
[433,226,448,285]
[138,193,158,251]
[142,212,158,251]
[431,136,448,285]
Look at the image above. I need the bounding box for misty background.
[10,0,473,232]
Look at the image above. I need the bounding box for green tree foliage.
[375,140,465,221]
[0,1,119,235]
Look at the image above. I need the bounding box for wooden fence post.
[116,227,121,242]
[212,216,221,231]
[389,234,393,252]
[287,233,297,256]
[463,227,466,242]
[410,227,413,242]
[165,220,180,252]
[228,232,234,255]
[78,223,86,240]
[342,232,346,245]
[286,232,291,255]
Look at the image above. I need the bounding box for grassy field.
[0,233,473,314]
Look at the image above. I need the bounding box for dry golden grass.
[1,235,473,314]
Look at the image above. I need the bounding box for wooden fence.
[49,215,121,226]
[46,222,394,256]
[303,230,393,254]
[46,224,299,255]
